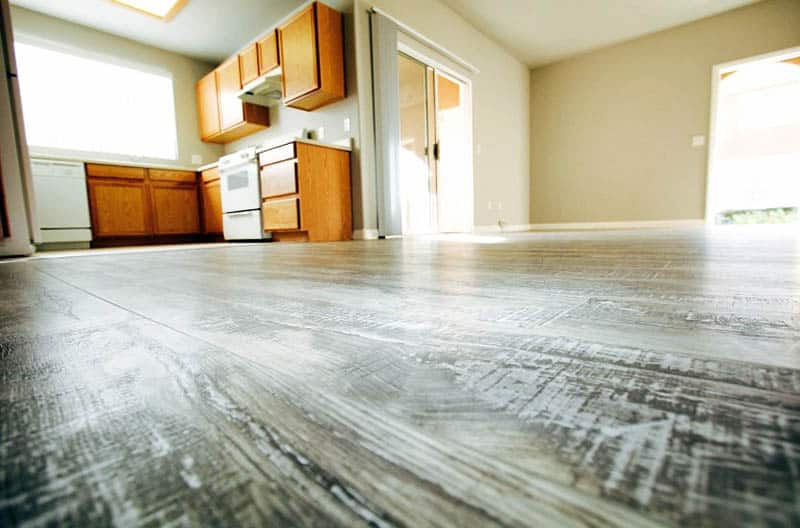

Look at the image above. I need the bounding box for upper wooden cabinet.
[195,1,345,143]
[239,44,260,86]
[257,30,280,76]
[196,60,270,145]
[217,57,246,131]
[279,2,345,111]
[196,71,221,140]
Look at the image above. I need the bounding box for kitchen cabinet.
[278,2,345,111]
[257,30,280,75]
[86,164,203,241]
[196,61,270,144]
[196,71,221,140]
[86,165,151,238]
[217,57,246,131]
[239,44,259,85]
[259,141,351,242]
[200,167,223,235]
[150,170,200,235]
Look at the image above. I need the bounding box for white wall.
[9,6,224,169]
[353,0,531,233]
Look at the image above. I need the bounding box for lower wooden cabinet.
[87,178,151,237]
[259,142,351,242]
[86,164,202,240]
[151,183,201,235]
[200,167,223,235]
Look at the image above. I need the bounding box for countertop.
[198,137,353,172]
[32,137,352,174]
[30,153,201,172]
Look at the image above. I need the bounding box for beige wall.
[529,0,800,224]
[10,6,223,169]
[353,0,531,232]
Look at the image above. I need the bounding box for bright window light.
[15,41,179,161]
[113,0,188,20]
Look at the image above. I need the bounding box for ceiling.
[8,0,343,63]
[438,0,761,67]
[10,0,762,67]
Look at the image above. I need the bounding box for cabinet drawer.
[149,169,197,183]
[262,197,299,230]
[86,164,145,180]
[259,143,295,166]
[261,160,297,198]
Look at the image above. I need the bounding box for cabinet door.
[216,58,245,131]
[279,4,319,102]
[151,184,200,235]
[202,180,223,235]
[257,31,280,75]
[88,179,151,237]
[239,44,259,85]
[196,71,221,140]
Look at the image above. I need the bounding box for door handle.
[433,142,440,161]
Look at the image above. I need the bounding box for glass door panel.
[435,72,471,233]
[398,53,435,234]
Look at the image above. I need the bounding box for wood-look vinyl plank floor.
[1,225,798,527]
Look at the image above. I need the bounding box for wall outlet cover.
[691,135,706,147]
[343,118,351,133]
[191,154,202,164]
[316,127,326,140]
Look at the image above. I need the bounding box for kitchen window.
[14,41,179,161]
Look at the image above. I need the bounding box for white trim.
[524,220,705,232]
[474,220,706,233]
[370,6,480,75]
[473,223,534,233]
[705,45,800,223]
[353,229,380,240]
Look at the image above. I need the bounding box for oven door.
[220,161,260,213]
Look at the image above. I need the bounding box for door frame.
[705,45,800,223]
[397,39,475,234]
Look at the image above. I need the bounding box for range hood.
[236,67,283,107]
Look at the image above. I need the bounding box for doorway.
[707,48,800,224]
[397,52,472,235]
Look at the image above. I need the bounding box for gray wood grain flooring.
[1,226,798,527]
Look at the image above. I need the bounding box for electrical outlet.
[343,118,351,133]
[487,201,494,211]
[316,127,326,140]
[691,135,706,147]
[191,154,202,165]
[496,201,504,211]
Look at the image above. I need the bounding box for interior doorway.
[397,51,472,235]
[707,47,800,224]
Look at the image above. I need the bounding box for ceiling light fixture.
[112,0,189,21]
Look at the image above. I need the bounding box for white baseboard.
[353,229,380,240]
[474,219,705,233]
[527,219,705,231]
[472,223,533,234]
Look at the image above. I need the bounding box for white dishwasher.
[31,159,92,246]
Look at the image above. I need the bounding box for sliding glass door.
[398,52,471,235]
